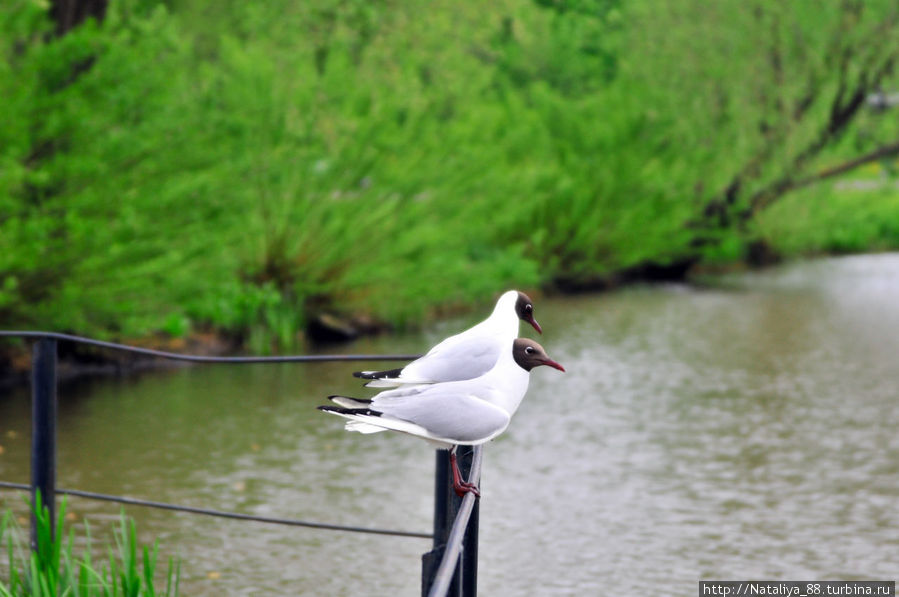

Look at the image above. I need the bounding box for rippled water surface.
[2,255,898,595]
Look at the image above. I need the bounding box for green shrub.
[2,0,898,346]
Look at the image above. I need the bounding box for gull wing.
[384,332,503,386]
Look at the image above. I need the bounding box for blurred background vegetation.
[2,0,899,352]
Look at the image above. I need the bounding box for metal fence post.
[422,450,460,596]
[31,337,57,550]
[422,447,480,597]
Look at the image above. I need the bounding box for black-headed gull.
[319,338,565,496]
[353,290,542,388]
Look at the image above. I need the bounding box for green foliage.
[757,177,899,256]
[0,495,179,596]
[1,0,898,346]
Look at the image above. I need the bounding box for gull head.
[513,291,542,334]
[512,338,565,372]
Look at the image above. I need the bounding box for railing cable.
[0,331,478,592]
[0,331,420,363]
[0,481,431,539]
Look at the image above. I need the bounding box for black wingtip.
[318,404,382,417]
[327,395,372,404]
[352,367,404,380]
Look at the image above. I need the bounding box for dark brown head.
[514,291,542,334]
[512,338,565,372]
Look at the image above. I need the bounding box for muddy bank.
[0,251,779,389]
[0,332,239,391]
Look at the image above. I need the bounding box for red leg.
[449,447,480,498]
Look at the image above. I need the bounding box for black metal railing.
[0,331,482,596]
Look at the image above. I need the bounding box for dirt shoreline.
[0,257,762,390]
[0,332,239,391]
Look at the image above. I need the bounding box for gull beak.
[542,357,565,372]
[529,316,543,334]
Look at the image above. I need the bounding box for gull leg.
[449,446,480,498]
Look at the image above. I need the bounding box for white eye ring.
[525,346,535,354]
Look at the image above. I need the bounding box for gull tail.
[345,420,388,434]
[356,376,435,390]
[365,379,398,388]
[353,368,426,388]
[317,404,431,438]
[318,404,387,434]
[323,397,383,432]
[327,395,373,409]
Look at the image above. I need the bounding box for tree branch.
[773,140,899,194]
[750,54,896,213]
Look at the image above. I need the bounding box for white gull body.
[357,290,540,388]
[323,339,564,448]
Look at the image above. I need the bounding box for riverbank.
[1,244,896,389]
[0,331,240,390]
[0,251,790,389]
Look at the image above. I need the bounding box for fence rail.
[0,480,431,539]
[0,330,481,596]
[0,330,422,363]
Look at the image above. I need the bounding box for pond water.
[1,254,898,595]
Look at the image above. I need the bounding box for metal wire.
[427,446,483,597]
[0,331,420,363]
[0,481,431,539]
[0,331,430,540]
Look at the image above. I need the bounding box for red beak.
[542,358,565,372]
[528,316,542,334]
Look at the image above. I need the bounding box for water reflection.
[2,255,899,595]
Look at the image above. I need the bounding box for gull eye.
[525,304,533,313]
[525,346,535,354]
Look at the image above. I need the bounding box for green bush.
[1,0,898,347]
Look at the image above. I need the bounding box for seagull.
[319,338,565,497]
[353,290,542,388]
